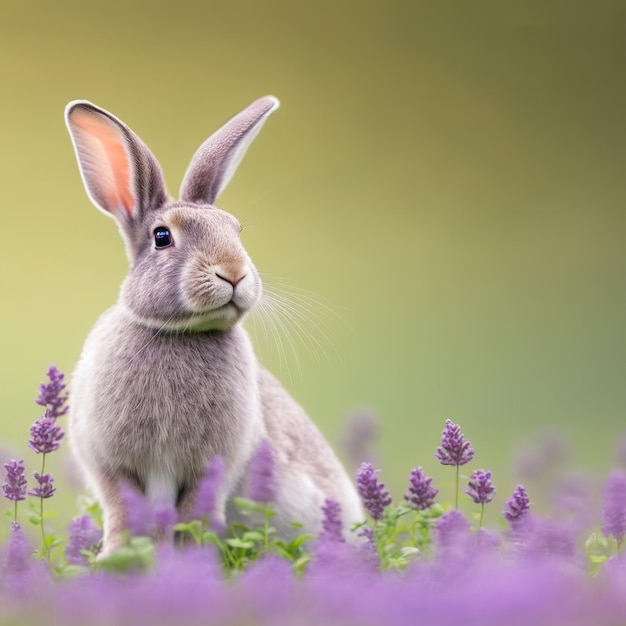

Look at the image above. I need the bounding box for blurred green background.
[1,0,625,520]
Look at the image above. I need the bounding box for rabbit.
[64,96,364,555]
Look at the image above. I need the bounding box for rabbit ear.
[180,96,280,205]
[65,101,168,225]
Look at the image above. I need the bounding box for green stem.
[478,503,484,529]
[455,465,459,509]
[13,500,17,525]
[410,515,419,547]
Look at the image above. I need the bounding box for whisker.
[262,294,331,363]
[250,297,300,381]
[247,275,345,379]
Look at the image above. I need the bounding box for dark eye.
[154,227,172,248]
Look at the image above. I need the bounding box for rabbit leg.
[96,474,129,557]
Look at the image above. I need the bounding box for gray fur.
[65,97,363,554]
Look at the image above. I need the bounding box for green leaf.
[585,531,609,553]
[233,498,276,517]
[292,554,311,574]
[95,547,140,570]
[390,504,414,520]
[272,544,293,560]
[225,538,255,550]
[589,555,608,564]
[229,522,253,534]
[174,520,203,543]
[242,531,265,543]
[27,510,42,526]
[84,499,104,529]
[43,533,61,549]
[95,538,155,572]
[55,563,88,578]
[286,533,315,552]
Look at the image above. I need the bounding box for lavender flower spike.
[435,419,475,466]
[192,456,225,526]
[404,467,438,510]
[28,472,55,499]
[28,411,64,454]
[356,462,392,521]
[435,509,470,549]
[320,498,344,543]
[466,469,495,504]
[603,470,626,546]
[503,484,531,524]
[65,515,102,565]
[36,364,69,419]
[2,460,27,502]
[248,439,278,503]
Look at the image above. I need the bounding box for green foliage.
[355,501,446,570]
[173,497,314,575]
[95,537,155,572]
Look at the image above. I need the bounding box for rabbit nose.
[215,265,247,287]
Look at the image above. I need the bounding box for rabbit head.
[65,96,279,331]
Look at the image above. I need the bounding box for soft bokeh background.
[1,0,625,521]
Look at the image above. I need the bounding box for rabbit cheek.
[232,272,262,312]
[182,258,232,312]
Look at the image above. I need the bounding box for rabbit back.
[257,366,364,534]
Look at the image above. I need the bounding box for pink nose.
[215,269,246,287]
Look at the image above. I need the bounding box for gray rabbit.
[65,96,363,555]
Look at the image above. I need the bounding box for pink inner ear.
[72,110,135,216]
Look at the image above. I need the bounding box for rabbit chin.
[125,302,244,333]
[171,303,243,332]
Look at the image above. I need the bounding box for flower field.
[1,367,626,626]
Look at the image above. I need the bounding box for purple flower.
[35,364,69,419]
[435,419,475,466]
[28,472,55,499]
[404,467,438,510]
[120,480,154,536]
[65,515,102,565]
[465,469,495,504]
[342,408,379,468]
[435,509,470,548]
[356,462,391,521]
[4,521,33,574]
[28,412,64,454]
[554,473,589,518]
[358,525,378,561]
[603,471,626,544]
[192,456,225,527]
[521,516,578,561]
[248,439,278,503]
[154,504,178,539]
[2,459,27,502]
[503,484,531,524]
[319,498,344,543]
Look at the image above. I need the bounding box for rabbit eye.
[154,227,172,248]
